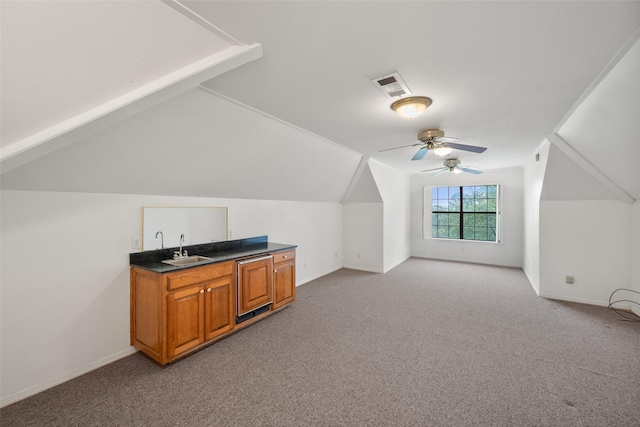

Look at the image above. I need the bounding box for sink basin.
[162,255,212,266]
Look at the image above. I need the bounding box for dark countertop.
[129,235,296,274]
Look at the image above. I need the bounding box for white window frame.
[423,185,502,243]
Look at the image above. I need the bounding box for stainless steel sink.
[162,255,212,266]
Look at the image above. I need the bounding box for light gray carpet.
[2,258,639,426]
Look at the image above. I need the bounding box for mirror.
[142,207,228,250]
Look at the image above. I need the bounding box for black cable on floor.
[608,288,640,322]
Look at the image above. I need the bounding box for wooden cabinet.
[131,261,234,365]
[166,274,235,360]
[237,256,274,316]
[273,250,296,309]
[131,248,296,365]
[167,284,204,359]
[205,276,234,341]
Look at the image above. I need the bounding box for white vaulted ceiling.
[190,1,640,176]
[1,0,228,145]
[0,88,362,201]
[0,0,262,171]
[1,1,639,202]
[555,38,640,200]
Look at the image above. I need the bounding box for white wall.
[369,161,411,272]
[410,167,524,267]
[629,201,640,316]
[522,142,550,293]
[539,200,631,306]
[0,189,343,406]
[341,160,411,274]
[536,142,633,306]
[342,203,384,272]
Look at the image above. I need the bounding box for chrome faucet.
[174,234,188,259]
[155,231,164,249]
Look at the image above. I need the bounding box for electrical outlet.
[565,275,574,284]
[229,230,233,238]
[335,252,338,258]
[132,237,141,250]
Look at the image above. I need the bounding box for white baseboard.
[632,304,640,317]
[410,255,521,269]
[0,347,138,408]
[296,265,343,286]
[382,256,411,274]
[342,264,384,273]
[538,292,628,309]
[522,270,540,296]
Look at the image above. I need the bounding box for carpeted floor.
[2,258,639,426]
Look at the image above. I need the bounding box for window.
[430,185,499,242]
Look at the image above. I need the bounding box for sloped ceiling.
[0,88,362,202]
[0,0,262,171]
[541,144,619,201]
[1,1,639,204]
[1,0,229,145]
[555,36,640,200]
[343,164,383,204]
[191,1,640,176]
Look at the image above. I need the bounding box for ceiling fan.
[379,129,487,160]
[422,158,483,176]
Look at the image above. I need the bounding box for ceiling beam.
[162,0,243,46]
[0,43,263,174]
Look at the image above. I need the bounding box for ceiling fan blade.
[421,167,445,172]
[445,142,487,153]
[411,147,429,160]
[459,167,483,175]
[432,168,448,176]
[378,143,419,152]
[434,136,458,143]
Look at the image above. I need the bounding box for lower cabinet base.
[134,305,289,365]
[236,303,271,324]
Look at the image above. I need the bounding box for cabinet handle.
[283,255,288,259]
[207,288,212,293]
[199,290,204,294]
[274,269,278,273]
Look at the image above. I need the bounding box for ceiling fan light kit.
[390,96,432,120]
[422,158,483,176]
[433,146,452,156]
[378,128,487,161]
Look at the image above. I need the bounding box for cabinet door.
[237,257,273,315]
[273,260,296,309]
[167,285,204,359]
[204,276,234,341]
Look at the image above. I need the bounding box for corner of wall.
[522,140,550,294]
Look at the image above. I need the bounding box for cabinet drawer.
[272,250,295,264]
[166,262,233,291]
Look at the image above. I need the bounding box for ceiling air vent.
[371,72,411,98]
